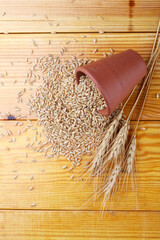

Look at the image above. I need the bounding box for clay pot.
[75,49,147,116]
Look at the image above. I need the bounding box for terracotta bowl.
[75,49,147,116]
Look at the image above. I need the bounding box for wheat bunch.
[81,21,160,207]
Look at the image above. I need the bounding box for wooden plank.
[0,210,160,239]
[0,121,160,211]
[0,0,159,32]
[0,33,159,120]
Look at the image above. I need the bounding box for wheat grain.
[140,127,146,131]
[31,159,37,162]
[94,38,97,43]
[99,30,104,34]
[88,26,94,29]
[16,160,22,163]
[93,48,98,53]
[68,167,73,171]
[1,12,6,16]
[98,16,103,20]
[28,186,34,191]
[30,175,34,180]
[12,80,17,84]
[110,48,114,53]
[30,203,36,207]
[14,174,18,180]
[62,165,67,169]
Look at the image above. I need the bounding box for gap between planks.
[0,209,160,213]
[0,31,158,34]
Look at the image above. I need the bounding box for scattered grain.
[30,175,34,180]
[54,23,59,26]
[14,174,18,180]
[110,48,114,53]
[98,16,103,20]
[88,26,94,29]
[140,127,146,131]
[68,167,73,171]
[31,159,37,162]
[93,48,98,53]
[99,30,104,34]
[16,160,22,163]
[27,56,116,163]
[28,186,34,191]
[62,165,67,169]
[94,38,97,43]
[12,80,17,84]
[30,203,36,207]
[1,12,6,16]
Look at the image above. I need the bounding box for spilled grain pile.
[27,56,119,164]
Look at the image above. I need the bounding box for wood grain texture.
[0,33,159,120]
[0,210,160,239]
[0,121,160,211]
[0,3,160,237]
[0,0,159,32]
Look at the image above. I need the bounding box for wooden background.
[0,0,160,239]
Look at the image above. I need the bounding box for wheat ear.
[125,135,136,174]
[89,110,123,175]
[97,121,130,175]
